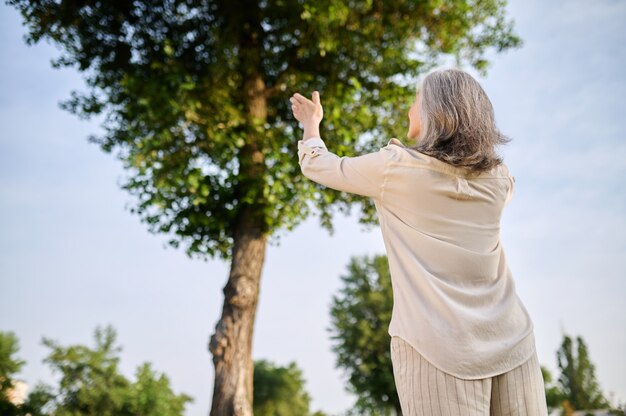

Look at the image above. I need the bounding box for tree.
[6,1,522,413]
[0,331,27,416]
[328,254,398,415]
[540,365,567,414]
[1,325,192,415]
[556,334,610,412]
[252,359,327,416]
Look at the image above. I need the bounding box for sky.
[1,0,625,415]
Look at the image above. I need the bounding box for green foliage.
[556,334,611,412]
[608,404,626,416]
[0,331,27,415]
[252,359,327,416]
[0,326,192,416]
[0,331,26,389]
[541,365,568,413]
[7,0,522,261]
[328,254,398,415]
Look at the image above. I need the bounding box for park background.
[1,0,624,414]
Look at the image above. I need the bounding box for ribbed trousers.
[390,336,549,416]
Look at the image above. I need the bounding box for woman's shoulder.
[386,137,406,147]
[385,137,444,169]
[384,138,510,178]
[376,137,408,162]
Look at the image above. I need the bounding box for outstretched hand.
[290,91,324,125]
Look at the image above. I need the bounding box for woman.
[289,67,548,416]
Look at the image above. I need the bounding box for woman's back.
[374,138,535,379]
[383,139,512,279]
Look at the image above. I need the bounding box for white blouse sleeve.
[297,136,400,200]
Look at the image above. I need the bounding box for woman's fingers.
[293,92,307,101]
[291,92,322,107]
[290,98,305,110]
[290,91,322,123]
[292,93,312,105]
[312,91,320,104]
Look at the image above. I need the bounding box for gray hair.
[409,67,511,176]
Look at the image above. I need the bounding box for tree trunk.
[208,64,269,414]
[208,0,268,406]
[208,206,268,415]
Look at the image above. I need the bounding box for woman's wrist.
[302,121,321,141]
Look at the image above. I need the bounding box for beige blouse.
[297,136,536,379]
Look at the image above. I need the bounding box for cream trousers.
[390,336,549,416]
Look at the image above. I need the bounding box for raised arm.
[289,90,400,200]
[297,136,400,200]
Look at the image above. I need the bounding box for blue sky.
[1,0,624,415]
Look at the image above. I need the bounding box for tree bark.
[208,205,267,416]
[208,120,268,414]
[208,65,269,416]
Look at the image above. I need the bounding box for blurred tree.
[1,325,192,415]
[252,359,327,416]
[0,331,27,416]
[7,1,522,413]
[541,365,568,414]
[561,399,575,416]
[328,254,398,415]
[610,403,626,416]
[556,334,611,412]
